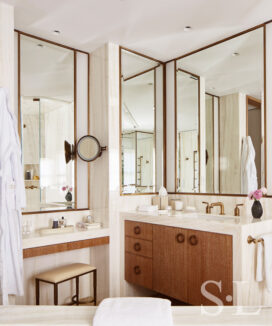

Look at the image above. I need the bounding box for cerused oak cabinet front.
[125,221,233,306]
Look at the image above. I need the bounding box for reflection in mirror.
[20,35,75,212]
[120,49,164,194]
[176,70,199,192]
[176,27,264,195]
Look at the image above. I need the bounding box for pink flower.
[62,186,67,191]
[69,187,73,191]
[253,189,263,200]
[248,191,254,200]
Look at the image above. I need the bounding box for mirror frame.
[16,30,90,214]
[119,46,166,196]
[77,135,106,162]
[173,25,266,196]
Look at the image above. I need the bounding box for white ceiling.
[2,0,272,61]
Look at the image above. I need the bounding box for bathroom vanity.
[123,212,272,306]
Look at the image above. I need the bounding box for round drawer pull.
[134,265,141,275]
[176,233,185,243]
[189,235,198,246]
[134,242,141,252]
[134,226,141,235]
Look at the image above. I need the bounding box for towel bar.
[247,235,264,244]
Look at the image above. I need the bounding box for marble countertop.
[0,305,271,325]
[123,210,272,235]
[23,227,110,249]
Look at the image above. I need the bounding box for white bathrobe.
[0,88,26,305]
[241,136,258,194]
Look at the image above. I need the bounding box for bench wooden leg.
[35,279,40,305]
[76,276,79,305]
[93,269,97,306]
[54,284,58,305]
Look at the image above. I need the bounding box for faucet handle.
[202,202,211,214]
[234,204,244,217]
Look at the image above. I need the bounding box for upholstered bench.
[35,263,97,306]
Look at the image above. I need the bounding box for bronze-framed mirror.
[65,135,106,163]
[175,26,265,195]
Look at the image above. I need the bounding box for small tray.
[39,225,74,236]
[85,222,101,230]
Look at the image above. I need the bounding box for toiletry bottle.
[59,216,67,228]
[52,218,59,229]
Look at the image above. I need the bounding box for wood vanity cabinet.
[125,221,233,305]
[125,221,153,290]
[153,225,188,303]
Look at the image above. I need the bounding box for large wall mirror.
[175,27,265,195]
[120,48,164,194]
[17,32,89,212]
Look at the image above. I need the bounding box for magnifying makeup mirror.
[64,136,106,163]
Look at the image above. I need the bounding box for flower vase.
[65,191,72,202]
[251,200,263,219]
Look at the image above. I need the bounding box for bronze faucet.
[202,202,212,214]
[234,204,243,216]
[210,202,225,215]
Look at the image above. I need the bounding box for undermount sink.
[197,213,240,221]
[173,211,240,222]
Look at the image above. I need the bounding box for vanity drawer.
[125,253,152,289]
[125,236,152,258]
[125,221,153,240]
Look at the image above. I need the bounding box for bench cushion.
[36,263,96,283]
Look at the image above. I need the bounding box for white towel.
[241,136,258,194]
[93,297,173,326]
[256,241,264,282]
[256,234,272,292]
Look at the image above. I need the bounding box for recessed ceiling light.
[184,26,192,32]
[232,52,240,56]
[53,30,61,35]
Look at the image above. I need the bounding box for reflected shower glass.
[20,35,74,212]
[176,70,199,193]
[121,48,163,194]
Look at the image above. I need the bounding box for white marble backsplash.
[169,194,272,219]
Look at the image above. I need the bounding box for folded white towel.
[93,297,173,326]
[256,234,272,292]
[256,241,264,282]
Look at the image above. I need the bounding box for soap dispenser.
[59,216,67,228]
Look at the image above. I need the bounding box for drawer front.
[125,220,153,240]
[125,236,152,258]
[125,253,152,289]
